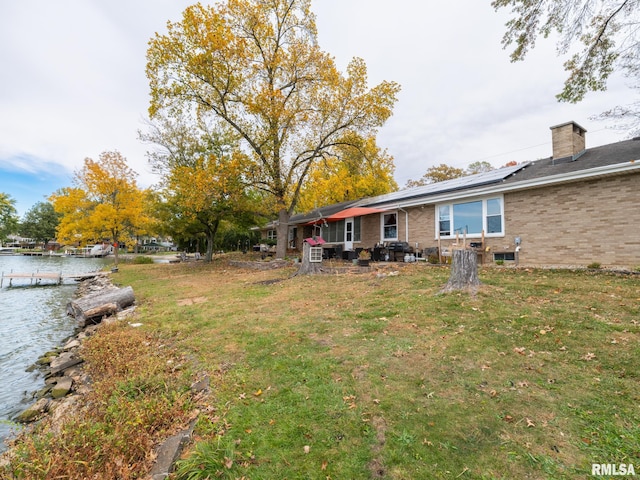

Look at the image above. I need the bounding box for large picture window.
[437,196,503,237]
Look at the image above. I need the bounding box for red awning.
[326,207,386,220]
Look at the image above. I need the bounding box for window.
[382,212,398,241]
[267,229,277,240]
[436,196,504,237]
[353,217,361,242]
[323,221,345,243]
[486,198,502,234]
[453,201,483,235]
[493,252,515,261]
[438,205,451,237]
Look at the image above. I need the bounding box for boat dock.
[0,271,108,287]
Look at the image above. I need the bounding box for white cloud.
[0,0,634,192]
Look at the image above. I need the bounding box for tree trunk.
[296,242,324,275]
[67,286,135,327]
[205,233,214,262]
[276,208,290,260]
[442,249,480,293]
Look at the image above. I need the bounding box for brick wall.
[504,174,640,267]
[357,172,640,267]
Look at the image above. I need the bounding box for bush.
[133,256,154,264]
[587,262,601,269]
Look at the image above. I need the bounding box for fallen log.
[67,286,135,327]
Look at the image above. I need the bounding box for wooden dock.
[0,271,108,287]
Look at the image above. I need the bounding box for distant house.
[258,121,640,268]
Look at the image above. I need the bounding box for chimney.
[550,121,586,160]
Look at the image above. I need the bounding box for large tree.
[296,135,398,213]
[19,201,60,246]
[142,115,259,262]
[162,152,256,262]
[146,0,400,258]
[50,152,152,265]
[0,192,18,242]
[493,0,640,132]
[405,164,466,188]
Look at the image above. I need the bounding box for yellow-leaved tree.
[296,135,397,212]
[158,150,256,262]
[50,151,153,265]
[142,113,260,261]
[146,0,400,258]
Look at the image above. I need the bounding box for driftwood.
[442,249,480,293]
[67,286,135,327]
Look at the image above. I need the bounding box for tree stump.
[296,242,324,275]
[442,249,480,293]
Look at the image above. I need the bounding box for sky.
[0,0,635,217]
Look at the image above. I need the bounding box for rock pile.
[14,275,136,424]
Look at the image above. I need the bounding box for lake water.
[0,254,111,451]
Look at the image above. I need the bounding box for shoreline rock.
[9,274,126,428]
[2,274,195,479]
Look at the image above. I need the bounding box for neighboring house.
[258,121,640,267]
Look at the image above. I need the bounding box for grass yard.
[4,256,639,479]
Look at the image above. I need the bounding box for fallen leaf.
[321,460,328,470]
[582,352,597,361]
[504,415,514,423]
[514,347,526,355]
[254,389,263,396]
[224,457,233,469]
[303,445,310,454]
[526,418,536,428]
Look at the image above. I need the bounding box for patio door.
[344,218,354,251]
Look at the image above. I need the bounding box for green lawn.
[5,258,639,479]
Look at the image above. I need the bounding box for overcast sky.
[0,0,635,216]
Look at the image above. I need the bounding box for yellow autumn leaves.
[50,151,153,257]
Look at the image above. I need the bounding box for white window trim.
[435,195,505,239]
[381,211,399,242]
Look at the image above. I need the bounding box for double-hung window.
[382,212,398,241]
[437,196,503,237]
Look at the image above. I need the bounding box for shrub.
[587,262,601,269]
[133,256,154,265]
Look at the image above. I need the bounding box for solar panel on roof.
[364,164,527,206]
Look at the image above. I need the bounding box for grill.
[387,242,413,261]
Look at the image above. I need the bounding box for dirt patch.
[177,296,208,306]
[369,415,387,478]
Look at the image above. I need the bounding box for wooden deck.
[0,271,108,287]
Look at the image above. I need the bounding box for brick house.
[259,121,640,268]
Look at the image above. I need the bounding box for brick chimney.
[550,121,586,160]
